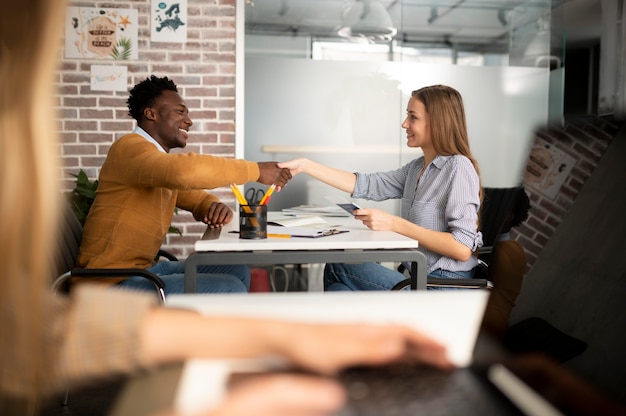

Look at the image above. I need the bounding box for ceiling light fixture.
[337,0,397,41]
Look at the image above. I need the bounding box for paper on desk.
[267,225,349,238]
[268,215,329,227]
[281,204,350,217]
[268,215,348,237]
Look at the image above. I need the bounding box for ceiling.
[244,0,602,53]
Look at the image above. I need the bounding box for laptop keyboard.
[334,363,520,416]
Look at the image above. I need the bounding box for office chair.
[52,201,178,406]
[52,200,175,304]
[391,186,524,291]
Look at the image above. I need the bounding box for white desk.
[184,213,428,292]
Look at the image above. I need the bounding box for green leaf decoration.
[66,170,99,226]
[110,37,133,60]
[169,208,183,236]
[168,225,183,237]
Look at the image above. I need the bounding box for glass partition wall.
[241,0,553,213]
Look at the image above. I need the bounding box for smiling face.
[401,97,431,150]
[143,89,192,152]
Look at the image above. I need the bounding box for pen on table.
[268,233,291,239]
[259,184,276,205]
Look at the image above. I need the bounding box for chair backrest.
[481,238,527,338]
[480,186,525,249]
[52,201,168,302]
[54,201,83,279]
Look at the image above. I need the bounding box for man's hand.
[204,202,233,227]
[257,162,292,190]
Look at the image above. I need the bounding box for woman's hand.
[147,318,452,416]
[354,208,397,232]
[272,322,452,375]
[278,159,357,194]
[277,158,308,177]
[155,373,345,416]
[210,373,346,416]
[160,323,450,416]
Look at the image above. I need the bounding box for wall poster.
[525,138,576,200]
[151,0,188,43]
[65,7,138,60]
[90,65,128,92]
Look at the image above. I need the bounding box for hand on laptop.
[273,322,453,374]
[154,373,345,416]
[210,373,346,416]
[154,322,452,416]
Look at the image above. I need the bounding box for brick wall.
[512,116,623,273]
[58,0,237,259]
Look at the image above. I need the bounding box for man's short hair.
[127,75,178,122]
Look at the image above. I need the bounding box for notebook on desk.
[165,291,563,416]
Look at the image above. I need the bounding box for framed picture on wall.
[151,0,188,43]
[525,138,576,200]
[90,65,128,92]
[65,7,138,60]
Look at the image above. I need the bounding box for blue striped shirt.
[353,154,482,273]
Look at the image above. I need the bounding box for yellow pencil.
[268,233,291,238]
[230,184,259,227]
[259,184,276,205]
[230,183,249,205]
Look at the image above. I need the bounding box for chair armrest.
[157,249,179,262]
[391,277,493,291]
[53,268,166,303]
[390,278,410,290]
[426,277,493,289]
[477,246,493,255]
[395,263,492,290]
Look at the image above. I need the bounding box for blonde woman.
[0,1,450,415]
[280,85,483,291]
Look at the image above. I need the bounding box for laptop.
[332,333,562,416]
[165,291,564,416]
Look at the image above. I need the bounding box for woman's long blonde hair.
[412,85,483,222]
[1,0,66,411]
[412,85,481,179]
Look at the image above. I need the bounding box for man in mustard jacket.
[78,75,291,295]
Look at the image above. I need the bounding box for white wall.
[244,56,549,212]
